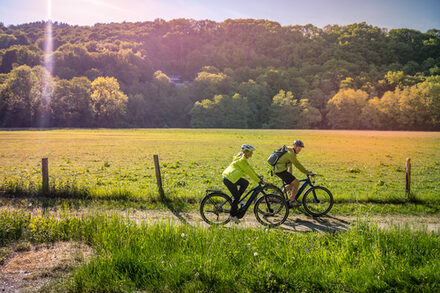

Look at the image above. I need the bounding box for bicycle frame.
[236,184,264,213]
[295,177,313,200]
[279,176,314,201]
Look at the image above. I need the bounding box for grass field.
[1,129,440,292]
[1,129,439,213]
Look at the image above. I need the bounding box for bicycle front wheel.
[302,186,334,217]
[254,194,289,227]
[200,192,232,225]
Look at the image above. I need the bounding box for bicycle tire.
[302,186,334,217]
[254,194,289,227]
[262,184,285,214]
[200,192,232,225]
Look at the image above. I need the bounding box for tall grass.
[1,209,439,292]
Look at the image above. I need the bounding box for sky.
[0,0,439,32]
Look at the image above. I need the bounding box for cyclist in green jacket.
[222,144,264,223]
[274,140,314,208]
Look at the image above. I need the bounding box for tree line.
[1,19,439,129]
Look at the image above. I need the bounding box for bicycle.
[263,175,334,217]
[200,182,289,227]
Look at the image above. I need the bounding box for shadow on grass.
[0,188,197,226]
[283,214,351,233]
[161,193,189,225]
[0,190,160,211]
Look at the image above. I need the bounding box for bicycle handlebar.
[307,174,316,184]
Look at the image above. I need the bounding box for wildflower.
[253,252,258,256]
[181,233,186,238]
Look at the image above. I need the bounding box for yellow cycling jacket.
[222,154,260,183]
[274,147,309,175]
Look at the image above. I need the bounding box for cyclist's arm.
[291,154,309,175]
[238,157,261,183]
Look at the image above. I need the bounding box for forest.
[0,19,439,130]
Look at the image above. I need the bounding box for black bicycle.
[263,175,334,217]
[200,182,289,227]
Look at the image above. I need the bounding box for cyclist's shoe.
[287,199,301,208]
[236,210,246,219]
[230,216,240,224]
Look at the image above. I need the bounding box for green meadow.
[1,129,440,292]
[1,129,439,213]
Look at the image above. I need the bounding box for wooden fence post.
[405,158,411,199]
[42,158,49,194]
[153,155,165,201]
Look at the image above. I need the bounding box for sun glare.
[40,0,53,128]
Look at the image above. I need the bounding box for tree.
[152,70,171,99]
[267,90,321,129]
[256,68,288,97]
[192,70,233,100]
[399,77,440,130]
[306,88,327,111]
[236,79,271,128]
[359,97,383,129]
[30,65,54,128]
[0,45,41,73]
[90,76,128,127]
[126,93,150,127]
[297,99,322,129]
[267,90,300,129]
[0,65,38,126]
[190,93,250,128]
[51,77,92,127]
[53,43,92,79]
[375,90,402,129]
[327,88,369,129]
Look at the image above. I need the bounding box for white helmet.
[241,144,256,152]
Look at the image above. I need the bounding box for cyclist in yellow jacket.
[274,140,314,208]
[222,144,264,223]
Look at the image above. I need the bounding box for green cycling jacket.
[274,147,309,175]
[222,154,260,184]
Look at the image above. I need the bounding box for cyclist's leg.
[235,178,249,218]
[222,177,241,217]
[275,171,297,201]
[236,178,249,198]
[290,179,300,200]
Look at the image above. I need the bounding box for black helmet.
[293,140,304,148]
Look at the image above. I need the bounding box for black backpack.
[267,145,288,166]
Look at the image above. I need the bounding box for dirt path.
[121,209,440,232]
[0,242,93,293]
[2,206,440,233]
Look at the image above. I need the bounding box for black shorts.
[275,170,296,184]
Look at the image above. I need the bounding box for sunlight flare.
[40,0,53,128]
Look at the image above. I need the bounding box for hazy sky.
[1,0,439,31]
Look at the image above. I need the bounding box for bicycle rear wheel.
[200,192,232,225]
[254,194,289,227]
[302,186,333,217]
